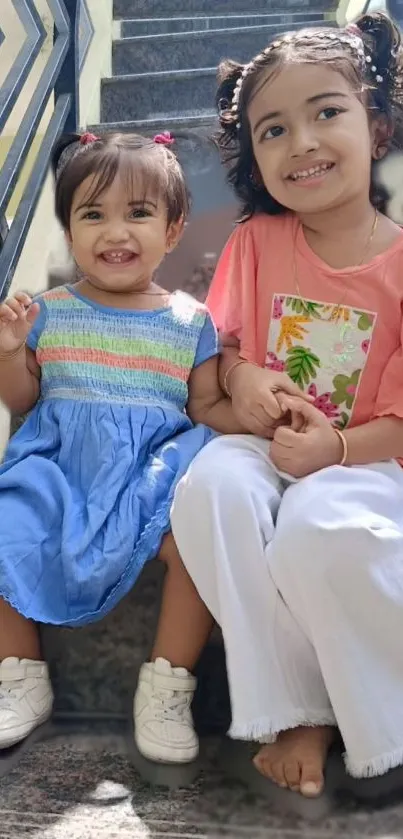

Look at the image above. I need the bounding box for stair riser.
[121,11,327,36]
[114,0,335,19]
[43,552,232,731]
[102,73,216,123]
[113,21,328,75]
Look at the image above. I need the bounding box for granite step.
[101,67,217,124]
[90,112,217,133]
[114,0,335,18]
[120,10,329,37]
[41,562,232,736]
[113,20,327,75]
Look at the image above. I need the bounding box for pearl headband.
[230,27,384,129]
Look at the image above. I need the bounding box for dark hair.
[52,132,190,230]
[215,12,403,219]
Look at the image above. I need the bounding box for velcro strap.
[0,661,48,682]
[153,673,197,693]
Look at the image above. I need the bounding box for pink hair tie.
[345,23,362,37]
[153,131,174,146]
[80,132,99,145]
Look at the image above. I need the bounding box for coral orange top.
[207,213,403,430]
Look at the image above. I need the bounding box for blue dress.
[0,286,217,626]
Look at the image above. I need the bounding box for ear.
[165,216,185,253]
[64,229,73,248]
[371,116,392,161]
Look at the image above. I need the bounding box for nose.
[289,125,319,158]
[104,220,130,243]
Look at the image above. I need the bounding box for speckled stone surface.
[113,0,333,19]
[101,68,217,124]
[121,11,327,37]
[41,561,231,736]
[2,723,403,839]
[113,23,319,75]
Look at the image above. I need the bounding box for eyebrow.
[252,92,349,135]
[74,198,158,213]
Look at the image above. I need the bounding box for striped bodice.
[34,287,208,411]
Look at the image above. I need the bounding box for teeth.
[290,163,332,181]
[103,251,132,263]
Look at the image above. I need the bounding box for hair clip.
[153,131,175,146]
[79,132,99,145]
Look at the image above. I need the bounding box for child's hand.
[229,363,313,438]
[0,293,39,355]
[270,395,343,478]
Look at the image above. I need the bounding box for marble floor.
[1,721,403,839]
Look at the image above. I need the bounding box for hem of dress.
[0,503,172,628]
[229,710,337,743]
[344,745,403,778]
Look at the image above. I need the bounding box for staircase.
[101,0,336,132]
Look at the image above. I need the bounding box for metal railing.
[0,0,80,300]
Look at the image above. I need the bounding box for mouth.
[99,250,137,265]
[287,162,334,182]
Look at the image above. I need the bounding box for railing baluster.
[53,0,79,133]
[0,0,80,299]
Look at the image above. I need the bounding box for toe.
[253,748,286,785]
[299,761,324,798]
[283,760,302,792]
[253,748,272,779]
[270,759,288,788]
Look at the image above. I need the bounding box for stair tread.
[115,20,326,41]
[103,66,217,82]
[120,11,328,22]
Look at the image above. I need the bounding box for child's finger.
[26,302,40,324]
[0,301,19,322]
[14,291,33,309]
[5,297,27,319]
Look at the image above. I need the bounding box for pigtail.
[51,133,82,178]
[355,12,401,95]
[354,12,403,164]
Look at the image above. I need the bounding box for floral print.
[267,295,376,427]
[331,369,361,411]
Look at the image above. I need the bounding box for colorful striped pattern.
[35,287,207,410]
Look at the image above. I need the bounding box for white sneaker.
[0,657,54,749]
[134,657,199,763]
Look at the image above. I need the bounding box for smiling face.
[247,62,377,216]
[67,169,182,294]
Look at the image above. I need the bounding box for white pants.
[171,435,403,778]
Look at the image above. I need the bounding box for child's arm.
[186,355,248,434]
[336,417,402,462]
[217,343,313,438]
[0,293,41,415]
[271,396,403,478]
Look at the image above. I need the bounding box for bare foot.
[253,726,335,797]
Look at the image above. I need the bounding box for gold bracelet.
[223,359,249,398]
[334,427,348,466]
[0,342,26,361]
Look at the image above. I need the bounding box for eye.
[82,210,101,220]
[130,208,152,219]
[262,124,285,140]
[317,106,343,120]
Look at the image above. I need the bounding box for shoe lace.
[152,690,191,723]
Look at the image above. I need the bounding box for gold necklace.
[293,210,378,322]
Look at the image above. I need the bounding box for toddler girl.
[0,131,243,764]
